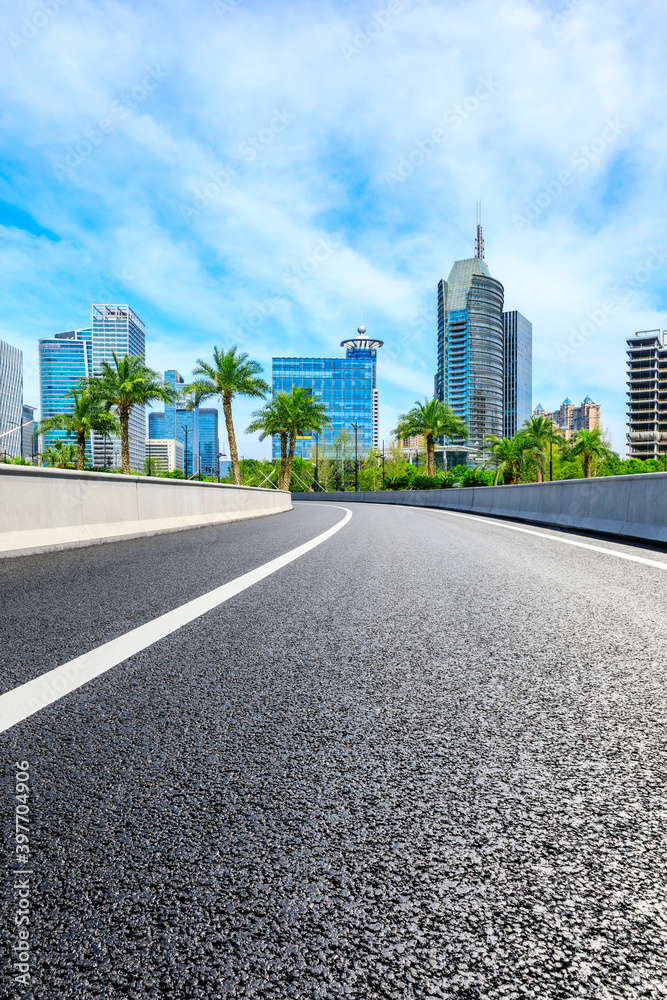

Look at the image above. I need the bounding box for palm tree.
[40,441,78,469]
[246,395,290,489]
[521,414,559,483]
[279,388,330,491]
[37,391,120,471]
[568,427,614,478]
[485,434,530,485]
[183,346,269,485]
[393,399,468,477]
[84,353,176,474]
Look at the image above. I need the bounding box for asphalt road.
[1,501,666,1000]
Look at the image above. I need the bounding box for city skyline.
[0,0,661,457]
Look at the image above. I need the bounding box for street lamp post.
[198,443,202,481]
[549,438,553,482]
[351,423,359,492]
[147,438,152,477]
[381,439,385,488]
[182,425,189,477]
[314,433,320,492]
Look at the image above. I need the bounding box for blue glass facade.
[272,328,381,460]
[199,408,219,475]
[38,328,92,459]
[503,311,532,438]
[148,370,219,476]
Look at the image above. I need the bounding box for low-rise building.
[145,438,184,474]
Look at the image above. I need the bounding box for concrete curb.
[292,473,667,546]
[0,465,292,557]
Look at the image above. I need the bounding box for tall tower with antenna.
[435,209,504,466]
[475,201,484,260]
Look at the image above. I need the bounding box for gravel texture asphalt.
[1,501,666,1000]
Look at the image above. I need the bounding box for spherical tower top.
[340,321,383,353]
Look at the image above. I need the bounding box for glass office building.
[0,339,23,459]
[148,370,220,477]
[272,325,383,461]
[436,252,504,466]
[503,310,532,438]
[90,304,146,470]
[38,328,92,459]
[22,404,36,462]
[198,407,220,476]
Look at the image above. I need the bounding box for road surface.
[1,501,666,999]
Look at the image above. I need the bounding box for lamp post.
[313,432,320,492]
[549,438,553,482]
[381,438,385,488]
[198,443,202,481]
[147,438,152,477]
[351,423,359,492]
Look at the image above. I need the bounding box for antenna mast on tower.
[475,202,484,260]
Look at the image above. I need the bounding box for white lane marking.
[413,505,667,570]
[0,505,353,735]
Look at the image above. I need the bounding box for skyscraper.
[198,407,220,476]
[38,328,92,459]
[148,370,220,477]
[90,305,146,470]
[503,311,532,438]
[626,330,666,459]
[22,405,36,462]
[0,339,23,459]
[435,225,504,465]
[272,324,383,460]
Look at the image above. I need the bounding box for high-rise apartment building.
[0,340,23,458]
[534,396,601,441]
[626,330,667,460]
[90,305,146,470]
[503,311,532,438]
[272,324,383,461]
[38,328,93,459]
[435,227,505,466]
[0,339,23,459]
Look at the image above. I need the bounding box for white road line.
[416,505,667,570]
[0,505,352,735]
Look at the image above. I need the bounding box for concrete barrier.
[292,473,667,545]
[0,465,292,557]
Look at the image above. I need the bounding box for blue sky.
[1,0,665,456]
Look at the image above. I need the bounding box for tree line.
[15,345,661,488]
[28,346,329,488]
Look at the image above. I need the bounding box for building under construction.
[626,330,667,460]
